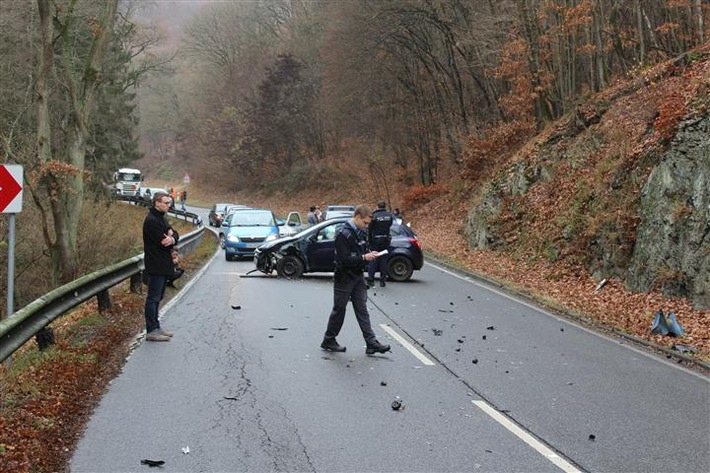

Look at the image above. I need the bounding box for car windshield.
[230,211,275,227]
[118,173,140,182]
[315,223,346,241]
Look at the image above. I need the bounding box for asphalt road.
[71,209,709,472]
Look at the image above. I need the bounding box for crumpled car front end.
[254,247,276,274]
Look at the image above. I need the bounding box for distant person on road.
[321,205,391,355]
[180,189,187,211]
[393,208,402,223]
[307,206,318,225]
[315,205,323,222]
[367,200,394,288]
[142,192,180,342]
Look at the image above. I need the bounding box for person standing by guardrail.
[142,192,180,342]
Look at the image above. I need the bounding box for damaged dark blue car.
[253,217,423,281]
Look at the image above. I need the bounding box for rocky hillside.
[464,49,709,311]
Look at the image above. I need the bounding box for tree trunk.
[693,0,704,43]
[36,0,52,164]
[634,0,645,63]
[517,0,550,125]
[36,0,118,284]
[594,0,606,90]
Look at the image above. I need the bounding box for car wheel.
[219,234,225,249]
[388,255,413,282]
[276,255,304,279]
[225,252,232,262]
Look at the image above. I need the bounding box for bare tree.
[35,0,118,284]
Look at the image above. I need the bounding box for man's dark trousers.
[324,271,376,343]
[367,251,389,284]
[144,273,167,333]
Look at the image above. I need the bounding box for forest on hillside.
[0,0,708,308]
[135,0,708,192]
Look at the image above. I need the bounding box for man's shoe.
[158,328,174,337]
[146,331,170,342]
[321,339,346,352]
[379,280,386,287]
[366,339,391,354]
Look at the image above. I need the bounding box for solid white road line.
[379,323,435,366]
[472,400,581,473]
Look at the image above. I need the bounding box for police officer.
[321,205,391,354]
[367,200,394,287]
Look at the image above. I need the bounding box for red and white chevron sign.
[0,165,23,213]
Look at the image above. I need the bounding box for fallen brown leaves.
[411,190,709,362]
[0,292,145,473]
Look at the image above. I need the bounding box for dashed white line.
[472,400,581,473]
[379,323,435,366]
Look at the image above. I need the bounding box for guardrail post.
[130,273,143,294]
[35,327,55,351]
[97,289,112,313]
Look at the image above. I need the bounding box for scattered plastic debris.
[230,305,242,310]
[141,459,165,467]
[650,310,684,337]
[380,381,387,386]
[594,278,608,293]
[472,358,479,364]
[457,339,464,343]
[391,397,404,411]
[432,328,443,336]
[673,344,697,354]
[455,348,461,352]
[482,335,487,340]
[588,434,596,441]
[223,396,238,401]
[268,335,274,338]
[450,302,455,305]
[486,326,496,330]
[650,309,668,335]
[560,327,565,332]
[666,311,684,336]
[182,446,190,454]
[270,327,288,331]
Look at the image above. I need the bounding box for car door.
[306,221,345,271]
[281,211,303,236]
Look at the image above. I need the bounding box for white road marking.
[379,324,435,366]
[472,400,581,473]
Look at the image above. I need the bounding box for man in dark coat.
[367,200,394,287]
[142,192,180,342]
[320,205,391,355]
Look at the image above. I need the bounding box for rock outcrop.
[627,115,710,309]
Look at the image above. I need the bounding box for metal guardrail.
[0,225,205,362]
[125,198,202,226]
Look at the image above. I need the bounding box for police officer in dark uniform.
[367,200,394,287]
[321,205,391,355]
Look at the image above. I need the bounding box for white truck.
[112,168,142,200]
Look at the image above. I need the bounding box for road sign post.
[1,165,23,344]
